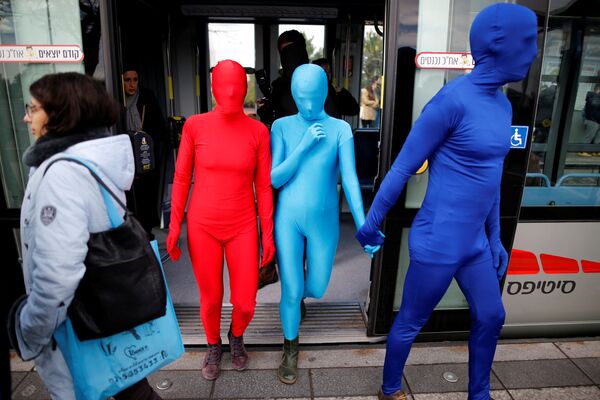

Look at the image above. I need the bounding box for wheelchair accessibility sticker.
[510,126,529,149]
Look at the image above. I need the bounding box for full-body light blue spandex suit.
[355,4,538,400]
[271,64,377,341]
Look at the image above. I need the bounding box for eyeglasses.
[25,103,41,117]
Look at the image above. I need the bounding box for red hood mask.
[212,60,247,115]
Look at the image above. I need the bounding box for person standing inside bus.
[355,4,538,400]
[166,60,275,381]
[271,63,379,384]
[122,66,168,240]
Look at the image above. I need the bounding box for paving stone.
[555,341,600,358]
[147,370,212,399]
[300,348,386,368]
[493,359,592,389]
[213,369,311,398]
[406,346,468,365]
[9,352,35,372]
[311,367,402,397]
[404,363,502,393]
[493,343,565,361]
[412,391,510,400]
[11,372,27,393]
[315,396,416,400]
[572,358,600,384]
[12,373,51,400]
[315,397,379,400]
[160,351,205,370]
[509,386,600,400]
[163,350,283,371]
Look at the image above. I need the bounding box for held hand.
[355,224,385,248]
[490,239,509,280]
[166,226,182,262]
[299,123,326,152]
[261,239,276,267]
[363,244,381,259]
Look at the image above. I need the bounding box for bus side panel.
[502,222,600,336]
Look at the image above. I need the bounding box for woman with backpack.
[9,72,161,400]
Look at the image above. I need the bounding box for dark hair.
[29,72,119,136]
[312,58,329,67]
[277,29,306,51]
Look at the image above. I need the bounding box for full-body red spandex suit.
[167,60,275,345]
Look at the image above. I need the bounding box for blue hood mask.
[291,64,328,121]
[469,3,538,89]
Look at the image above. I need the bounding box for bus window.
[359,25,383,129]
[523,22,600,207]
[278,24,324,62]
[208,23,256,116]
[0,0,86,209]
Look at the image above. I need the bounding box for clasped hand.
[299,123,326,151]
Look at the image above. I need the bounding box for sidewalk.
[10,338,600,399]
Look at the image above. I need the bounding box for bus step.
[174,301,382,345]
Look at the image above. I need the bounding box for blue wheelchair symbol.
[510,126,529,149]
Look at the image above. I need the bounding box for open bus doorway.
[115,0,385,345]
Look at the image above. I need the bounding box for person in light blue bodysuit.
[271,64,379,384]
[355,4,538,400]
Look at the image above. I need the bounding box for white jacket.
[15,134,134,399]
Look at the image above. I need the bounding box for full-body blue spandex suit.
[355,4,538,399]
[271,64,377,341]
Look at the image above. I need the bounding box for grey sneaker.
[201,342,222,380]
[228,329,249,371]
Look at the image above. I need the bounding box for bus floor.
[153,213,377,345]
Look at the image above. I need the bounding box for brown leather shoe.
[228,329,249,371]
[378,389,407,400]
[201,342,222,380]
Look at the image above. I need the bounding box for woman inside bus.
[356,4,538,400]
[167,59,275,381]
[11,72,161,399]
[359,78,379,128]
[271,63,379,385]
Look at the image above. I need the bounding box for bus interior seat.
[522,173,600,206]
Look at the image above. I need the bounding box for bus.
[1,0,598,346]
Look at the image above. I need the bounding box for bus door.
[125,2,387,344]
[504,1,600,338]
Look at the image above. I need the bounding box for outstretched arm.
[340,134,381,257]
[167,119,195,260]
[355,100,455,247]
[339,135,365,231]
[270,121,325,189]
[255,125,275,267]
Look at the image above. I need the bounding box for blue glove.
[356,228,385,248]
[490,239,509,280]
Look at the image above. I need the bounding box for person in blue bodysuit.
[271,64,379,384]
[355,4,538,400]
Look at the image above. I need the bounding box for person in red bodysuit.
[166,60,275,381]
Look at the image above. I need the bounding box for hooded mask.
[469,3,538,89]
[280,42,309,80]
[291,64,328,121]
[211,60,247,115]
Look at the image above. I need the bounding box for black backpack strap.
[43,157,127,211]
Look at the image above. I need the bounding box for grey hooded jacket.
[15,134,134,399]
